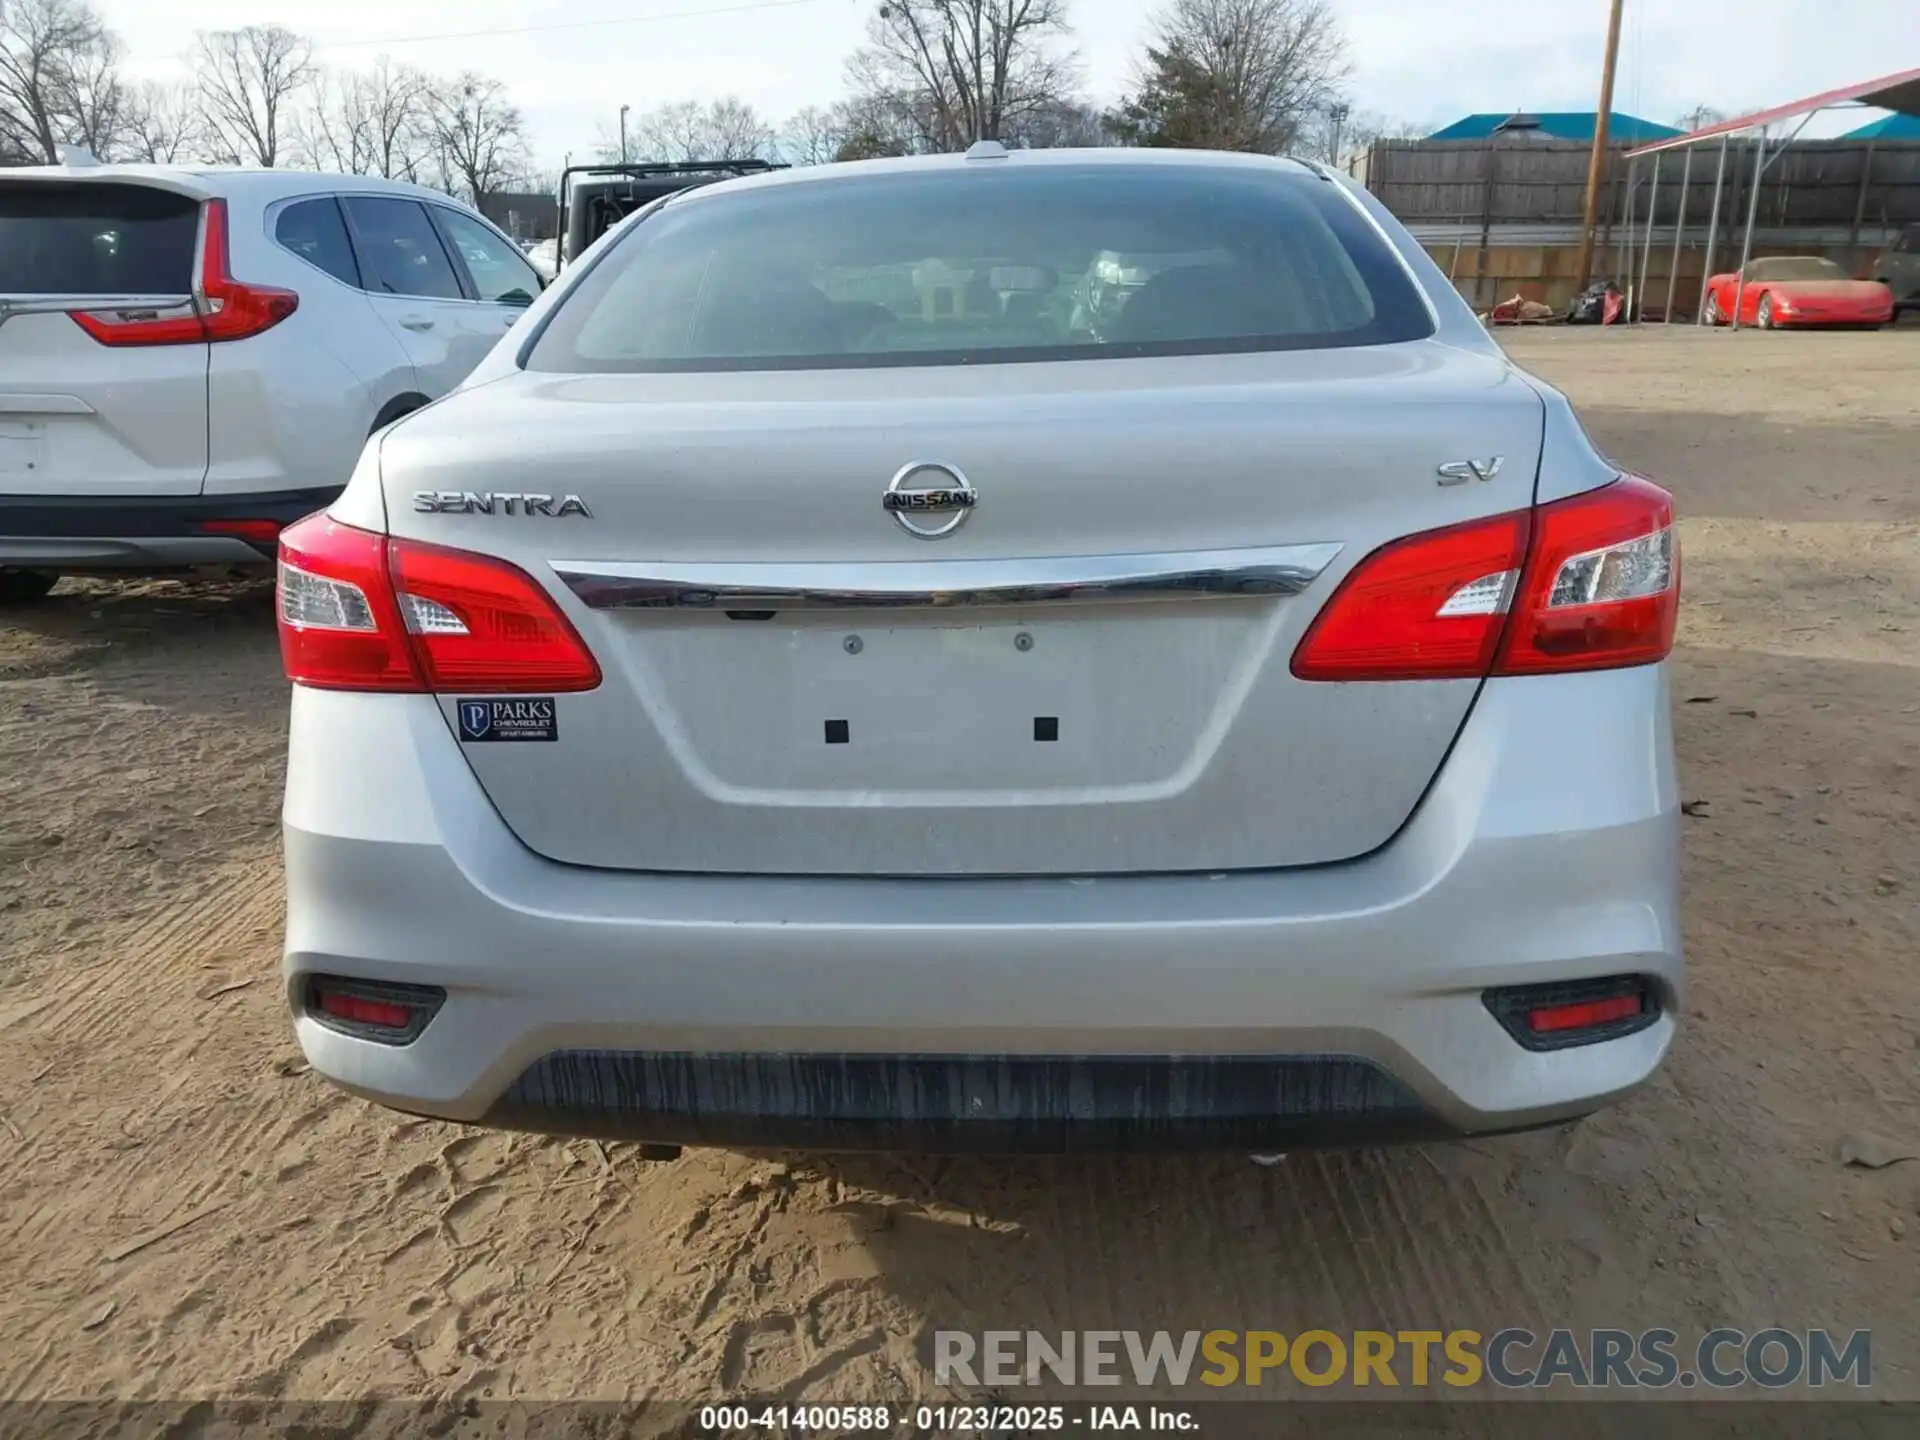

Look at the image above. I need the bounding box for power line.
[321,0,830,51]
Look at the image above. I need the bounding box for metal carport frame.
[1618,66,1920,329]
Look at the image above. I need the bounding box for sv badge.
[1436,457,1504,487]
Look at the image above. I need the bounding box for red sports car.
[1701,256,1894,329]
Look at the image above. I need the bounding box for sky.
[93,0,1920,170]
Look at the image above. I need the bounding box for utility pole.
[1328,101,1351,171]
[619,105,631,164]
[1572,0,1627,292]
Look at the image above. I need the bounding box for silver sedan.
[276,145,1682,1153]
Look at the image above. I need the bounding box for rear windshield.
[528,163,1434,372]
[0,183,200,295]
[1747,257,1845,282]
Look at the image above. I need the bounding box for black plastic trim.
[0,485,342,550]
[484,1051,1453,1153]
[1483,975,1659,1052]
[303,974,445,1046]
[370,393,430,434]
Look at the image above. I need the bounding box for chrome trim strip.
[0,294,192,313]
[554,543,1344,612]
[0,294,193,330]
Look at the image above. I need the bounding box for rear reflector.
[1292,476,1678,682]
[276,513,600,694]
[71,197,297,347]
[1528,992,1643,1033]
[305,975,445,1044]
[1484,977,1657,1051]
[316,990,410,1029]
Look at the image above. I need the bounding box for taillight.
[66,299,206,347]
[71,198,297,347]
[276,513,599,694]
[1292,476,1677,682]
[389,538,603,692]
[1290,511,1532,681]
[278,515,419,691]
[1494,474,1678,674]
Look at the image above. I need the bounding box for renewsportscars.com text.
[933,1328,1871,1391]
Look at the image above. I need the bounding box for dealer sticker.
[457,698,558,743]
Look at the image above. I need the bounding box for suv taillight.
[277,513,601,694]
[71,198,298,347]
[1292,476,1678,681]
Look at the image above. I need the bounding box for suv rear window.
[527,163,1433,373]
[0,183,200,294]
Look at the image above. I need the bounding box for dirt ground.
[0,327,1916,1414]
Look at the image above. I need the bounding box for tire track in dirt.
[0,852,285,1394]
[8,333,1920,1407]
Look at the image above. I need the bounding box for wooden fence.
[1361,136,1920,312]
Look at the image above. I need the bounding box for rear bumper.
[1774,307,1893,327]
[282,666,1684,1151]
[0,486,340,568]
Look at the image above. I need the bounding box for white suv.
[0,162,543,601]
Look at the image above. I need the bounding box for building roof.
[1426,111,1682,143]
[1841,113,1920,140]
[1628,66,1920,157]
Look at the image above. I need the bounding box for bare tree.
[296,70,372,174]
[1294,102,1420,168]
[1674,106,1726,133]
[0,0,117,162]
[360,58,432,180]
[49,14,122,156]
[612,97,775,163]
[1017,97,1114,148]
[299,58,430,178]
[1109,0,1348,155]
[830,85,924,159]
[780,104,844,165]
[426,72,527,206]
[122,80,205,163]
[845,0,1081,153]
[193,24,314,166]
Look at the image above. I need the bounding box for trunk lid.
[384,342,1544,875]
[0,177,210,497]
